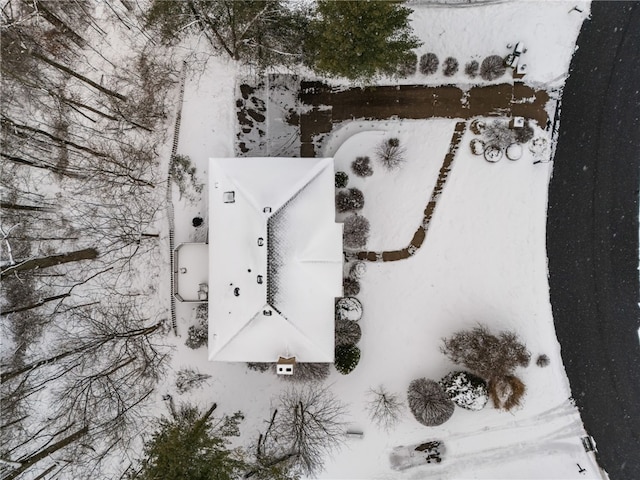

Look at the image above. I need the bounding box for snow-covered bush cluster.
[439,371,488,411]
[407,378,455,426]
[441,324,530,411]
[335,297,363,321]
[343,277,360,296]
[334,344,361,375]
[419,52,439,75]
[343,214,370,249]
[185,304,208,349]
[335,171,349,188]
[397,52,418,77]
[480,54,506,81]
[336,187,365,213]
[351,155,374,177]
[443,56,459,76]
[335,318,362,346]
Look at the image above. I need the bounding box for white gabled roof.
[208,157,343,363]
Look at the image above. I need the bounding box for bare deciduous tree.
[272,384,348,476]
[366,385,403,431]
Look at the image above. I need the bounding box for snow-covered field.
[158,1,609,479]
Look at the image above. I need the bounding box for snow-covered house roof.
[208,157,343,363]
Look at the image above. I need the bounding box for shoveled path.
[547,2,640,479]
[345,121,466,262]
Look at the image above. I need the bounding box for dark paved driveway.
[547,3,640,480]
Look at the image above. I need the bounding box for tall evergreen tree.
[305,1,421,81]
[131,403,246,480]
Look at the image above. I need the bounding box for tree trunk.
[1,292,71,316]
[5,425,88,480]
[0,202,53,212]
[28,0,87,47]
[1,248,99,279]
[29,50,127,101]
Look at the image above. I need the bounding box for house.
[207,157,343,363]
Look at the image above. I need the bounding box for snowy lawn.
[158,1,606,479]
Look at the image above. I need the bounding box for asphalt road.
[547,3,640,480]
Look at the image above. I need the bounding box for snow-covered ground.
[157,1,609,479]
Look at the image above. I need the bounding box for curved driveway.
[547,3,640,480]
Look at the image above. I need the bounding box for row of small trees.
[398,53,507,81]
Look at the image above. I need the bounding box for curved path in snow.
[547,2,640,479]
[345,121,466,262]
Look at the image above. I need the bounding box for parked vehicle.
[389,440,446,470]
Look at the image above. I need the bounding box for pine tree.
[131,403,246,480]
[305,1,421,81]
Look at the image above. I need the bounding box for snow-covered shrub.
[335,297,363,321]
[366,385,403,431]
[335,318,362,347]
[277,363,330,383]
[439,371,488,411]
[397,52,417,77]
[407,378,455,426]
[185,305,208,349]
[470,118,485,135]
[247,362,272,372]
[419,53,439,75]
[514,122,535,144]
[343,214,370,249]
[376,138,405,170]
[465,60,479,78]
[483,120,515,149]
[489,375,526,411]
[175,368,211,394]
[348,261,367,280]
[536,354,550,367]
[343,277,360,296]
[351,156,373,177]
[470,138,485,155]
[442,57,459,76]
[335,171,349,188]
[336,188,365,213]
[334,344,360,375]
[441,325,530,380]
[480,55,506,81]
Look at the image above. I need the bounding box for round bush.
[335,344,361,375]
[536,354,550,367]
[192,217,203,227]
[506,143,523,161]
[335,318,362,346]
[443,57,459,77]
[470,118,486,135]
[336,188,365,213]
[348,261,367,280]
[335,171,349,188]
[480,55,506,81]
[419,53,439,75]
[397,52,418,77]
[343,214,370,249]
[407,378,455,426]
[465,60,479,78]
[335,297,363,321]
[343,277,360,296]
[470,138,485,155]
[439,371,489,411]
[351,156,373,177]
[489,375,526,411]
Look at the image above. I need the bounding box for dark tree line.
[1,1,176,477]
